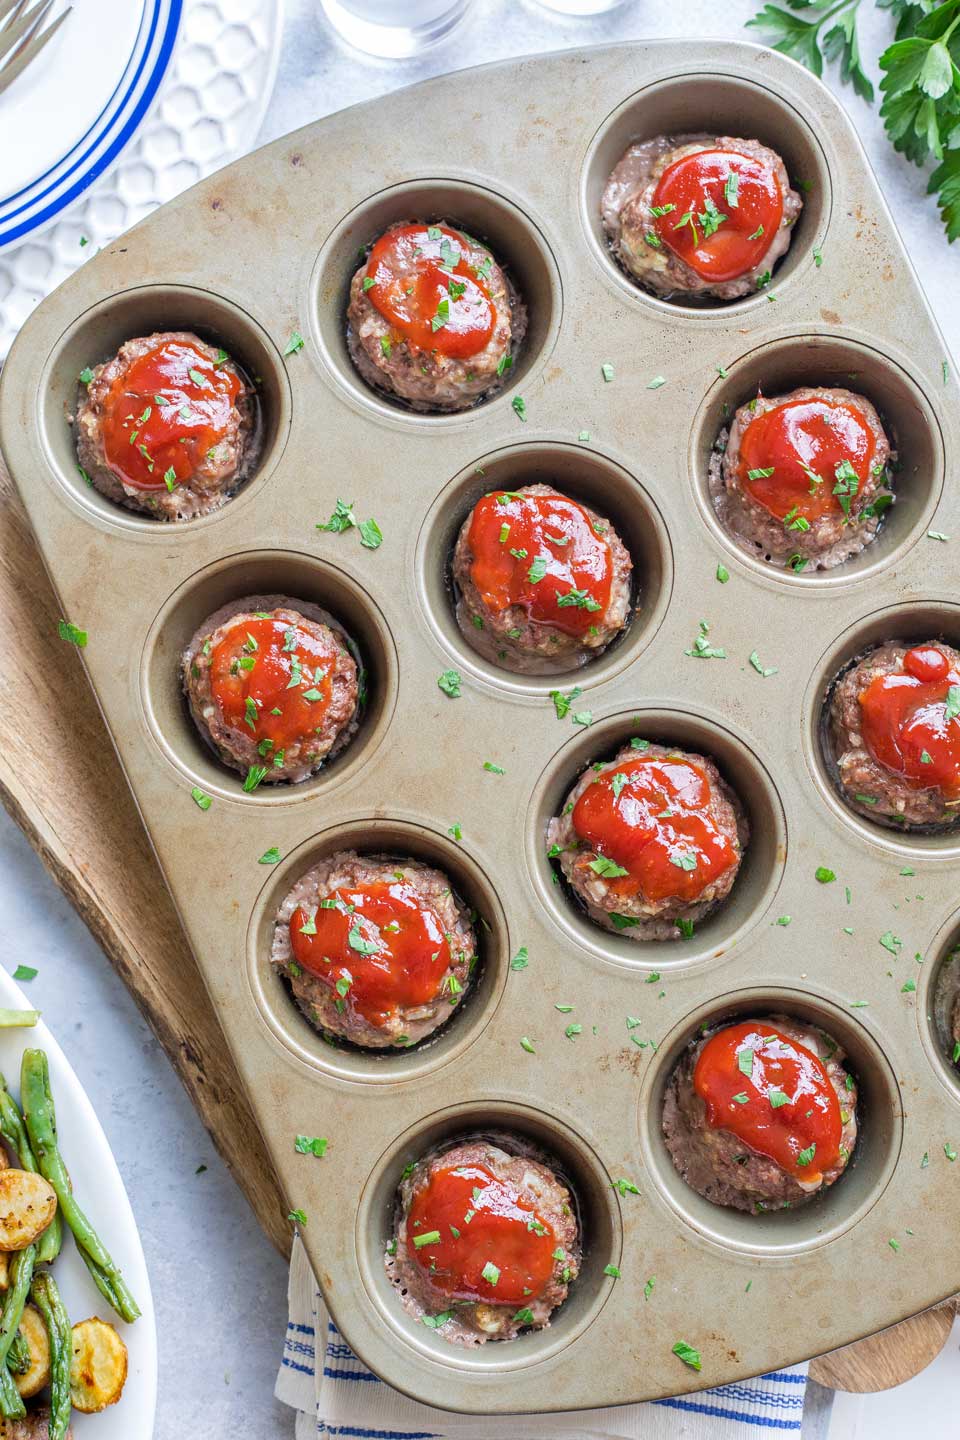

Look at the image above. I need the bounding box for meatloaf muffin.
[272,851,477,1048]
[452,483,633,674]
[602,135,802,301]
[826,641,960,829]
[346,222,525,412]
[711,386,893,571]
[75,331,257,520]
[663,1016,858,1213]
[386,1136,580,1345]
[181,594,359,787]
[547,740,747,940]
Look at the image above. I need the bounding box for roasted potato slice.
[0,1170,56,1251]
[14,1303,50,1399]
[70,1316,128,1412]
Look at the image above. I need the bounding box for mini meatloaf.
[75,331,257,520]
[181,594,359,786]
[711,386,893,571]
[547,741,747,940]
[346,222,525,412]
[827,641,960,829]
[452,483,633,674]
[272,851,477,1048]
[602,135,802,301]
[386,1136,580,1345]
[663,1016,858,1214]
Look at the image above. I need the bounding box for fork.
[0,0,70,98]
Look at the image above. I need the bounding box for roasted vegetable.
[29,1274,70,1440]
[12,1306,48,1400]
[68,1317,127,1413]
[0,1077,60,1266]
[0,1173,56,1253]
[0,1249,33,1419]
[21,1053,138,1323]
[4,1333,28,1378]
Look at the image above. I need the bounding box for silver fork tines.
[0,0,71,99]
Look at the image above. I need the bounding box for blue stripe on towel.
[704,1383,804,1408]
[320,1426,439,1438]
[654,1396,802,1430]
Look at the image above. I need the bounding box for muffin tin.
[1,41,958,1412]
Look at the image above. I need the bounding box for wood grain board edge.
[809,1300,959,1392]
[0,466,290,1257]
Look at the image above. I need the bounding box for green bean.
[0,1359,24,1419]
[6,1330,30,1375]
[30,1272,71,1440]
[0,1246,34,1418]
[0,1011,38,1028]
[0,1071,62,1264]
[21,1051,139,1322]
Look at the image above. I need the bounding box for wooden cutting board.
[0,457,949,1386]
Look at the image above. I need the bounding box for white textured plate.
[0,967,156,1436]
[0,0,181,252]
[0,0,284,359]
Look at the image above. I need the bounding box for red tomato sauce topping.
[290,879,453,1027]
[571,755,738,904]
[364,225,496,359]
[100,338,242,491]
[406,1161,557,1304]
[694,1022,843,1180]
[466,491,614,637]
[651,148,782,282]
[737,397,877,526]
[858,645,960,799]
[209,616,338,754]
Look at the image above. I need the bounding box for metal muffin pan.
[2,41,958,1412]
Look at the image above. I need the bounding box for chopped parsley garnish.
[294,1135,327,1157]
[437,668,461,698]
[685,618,726,659]
[749,649,778,677]
[738,1047,754,1077]
[243,765,267,793]
[550,686,582,719]
[57,619,87,648]
[287,1209,307,1226]
[421,1311,452,1329]
[670,852,696,871]
[520,1036,536,1053]
[190,787,212,811]
[510,947,529,971]
[769,1088,789,1109]
[283,331,304,357]
[258,847,281,865]
[815,866,836,884]
[611,1178,640,1197]
[79,366,94,385]
[483,760,505,774]
[796,1143,817,1167]
[359,517,383,549]
[647,375,667,390]
[556,588,601,611]
[589,856,630,878]
[725,169,740,207]
[603,1264,621,1279]
[716,563,729,583]
[672,1340,701,1371]
[317,497,357,533]
[601,362,614,383]
[528,556,548,584]
[512,395,527,421]
[12,965,37,981]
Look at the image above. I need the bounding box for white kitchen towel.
[277,1236,808,1438]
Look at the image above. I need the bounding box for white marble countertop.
[2,2,957,1437]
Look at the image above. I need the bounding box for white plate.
[0,967,156,1437]
[0,0,182,251]
[0,0,284,358]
